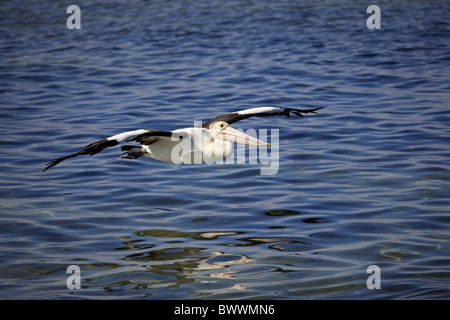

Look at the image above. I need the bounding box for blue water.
[1,0,449,299]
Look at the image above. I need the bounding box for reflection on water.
[233,236,320,252]
[1,0,450,299]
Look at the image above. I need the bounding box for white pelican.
[42,106,323,172]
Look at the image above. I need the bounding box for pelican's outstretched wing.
[43,106,323,172]
[42,129,175,172]
[202,106,323,128]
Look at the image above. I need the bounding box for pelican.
[42,106,323,172]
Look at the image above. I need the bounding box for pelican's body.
[42,106,322,172]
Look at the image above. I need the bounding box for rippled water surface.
[1,1,449,299]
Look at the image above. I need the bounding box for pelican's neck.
[201,129,233,161]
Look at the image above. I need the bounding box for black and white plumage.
[42,106,323,172]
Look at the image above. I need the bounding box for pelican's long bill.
[221,125,270,147]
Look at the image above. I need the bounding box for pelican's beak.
[222,126,270,147]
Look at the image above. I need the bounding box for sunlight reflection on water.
[1,0,450,299]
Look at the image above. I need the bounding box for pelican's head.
[209,121,270,147]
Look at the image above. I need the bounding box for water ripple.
[1,0,450,299]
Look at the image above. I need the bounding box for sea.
[0,0,449,299]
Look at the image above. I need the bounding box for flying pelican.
[42,106,323,172]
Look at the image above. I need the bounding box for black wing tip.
[42,156,68,172]
[42,138,118,173]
